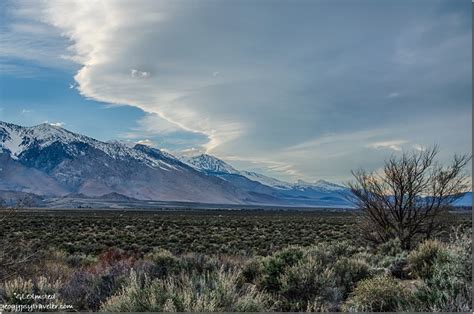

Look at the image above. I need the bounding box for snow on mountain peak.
[0,121,104,159]
[177,151,346,192]
[293,179,346,192]
[0,121,183,171]
[240,171,294,189]
[180,153,240,174]
[1,121,347,196]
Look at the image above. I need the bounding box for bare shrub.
[348,146,470,249]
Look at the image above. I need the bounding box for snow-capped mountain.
[293,179,347,192]
[239,171,294,190]
[0,121,353,207]
[180,154,240,175]
[0,122,179,171]
[177,152,352,207]
[0,121,270,204]
[178,153,347,192]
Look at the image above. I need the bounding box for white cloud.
[49,122,65,127]
[12,0,470,182]
[367,140,408,151]
[42,121,66,127]
[122,113,185,139]
[131,69,150,79]
[21,109,33,114]
[0,5,71,75]
[412,144,426,151]
[178,147,206,157]
[135,139,155,147]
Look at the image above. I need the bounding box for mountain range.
[0,121,354,207]
[0,121,471,209]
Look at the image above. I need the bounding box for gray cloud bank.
[15,0,473,181]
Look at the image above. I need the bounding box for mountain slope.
[178,153,353,207]
[0,121,355,207]
[0,122,271,204]
[180,154,240,174]
[454,192,472,207]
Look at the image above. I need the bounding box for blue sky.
[0,0,471,183]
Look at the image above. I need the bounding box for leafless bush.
[348,146,471,249]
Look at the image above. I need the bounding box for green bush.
[376,237,403,257]
[342,275,411,312]
[1,276,62,306]
[239,258,263,285]
[305,241,355,265]
[259,246,304,292]
[412,229,472,312]
[413,258,472,312]
[179,253,219,274]
[279,256,336,311]
[332,257,371,297]
[100,271,166,312]
[408,239,448,279]
[145,248,182,278]
[65,253,97,268]
[386,255,411,279]
[326,241,359,259]
[101,268,272,312]
[2,277,35,305]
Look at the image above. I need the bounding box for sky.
[0,0,471,183]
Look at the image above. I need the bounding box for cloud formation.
[367,140,408,152]
[13,0,472,182]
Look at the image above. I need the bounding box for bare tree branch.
[347,147,471,249]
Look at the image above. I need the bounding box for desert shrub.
[145,249,182,278]
[180,253,219,274]
[1,276,61,306]
[362,238,408,275]
[446,227,472,283]
[1,277,34,305]
[101,268,272,312]
[60,256,134,312]
[386,255,411,279]
[411,228,472,312]
[342,275,411,312]
[408,239,448,279]
[325,240,359,259]
[413,259,472,312]
[97,247,135,267]
[232,286,271,312]
[279,255,336,311]
[65,253,97,268]
[332,257,371,297]
[259,246,304,292]
[171,267,271,312]
[376,237,403,257]
[239,258,263,285]
[304,242,351,266]
[59,271,101,311]
[100,271,165,312]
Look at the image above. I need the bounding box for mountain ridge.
[2,121,470,209]
[0,121,353,207]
